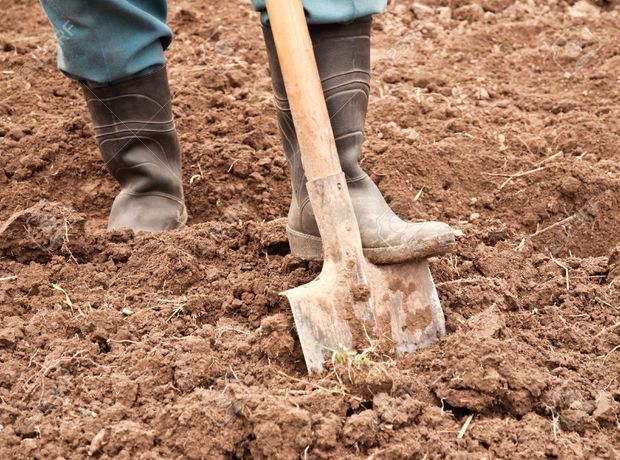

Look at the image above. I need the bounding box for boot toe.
[364,219,456,264]
[415,221,455,243]
[108,194,187,233]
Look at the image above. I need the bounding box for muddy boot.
[263,21,455,264]
[81,66,187,232]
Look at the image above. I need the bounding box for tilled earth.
[1,0,619,458]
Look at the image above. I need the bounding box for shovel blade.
[366,260,446,355]
[284,259,445,373]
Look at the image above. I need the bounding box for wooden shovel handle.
[265,0,342,182]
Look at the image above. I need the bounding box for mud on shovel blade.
[266,0,446,373]
[283,172,376,373]
[364,260,446,355]
[283,176,447,373]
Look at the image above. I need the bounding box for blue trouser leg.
[251,0,387,24]
[39,0,386,85]
[39,0,171,86]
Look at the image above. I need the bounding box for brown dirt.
[1,0,619,458]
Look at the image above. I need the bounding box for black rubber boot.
[263,21,455,264]
[81,66,187,232]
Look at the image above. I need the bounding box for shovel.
[266,0,446,373]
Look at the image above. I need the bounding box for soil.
[1,0,619,458]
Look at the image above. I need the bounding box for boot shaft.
[263,21,372,183]
[81,66,183,198]
[81,66,186,232]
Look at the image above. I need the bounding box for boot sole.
[287,226,456,265]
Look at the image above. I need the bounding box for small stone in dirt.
[403,127,420,143]
[476,87,491,100]
[411,2,434,17]
[121,307,134,316]
[569,1,600,18]
[564,41,584,60]
[380,121,403,139]
[88,428,109,456]
[437,7,452,21]
[591,390,619,427]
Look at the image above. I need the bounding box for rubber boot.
[263,22,455,264]
[81,66,187,232]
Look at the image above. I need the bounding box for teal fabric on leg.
[251,0,387,24]
[39,0,171,86]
